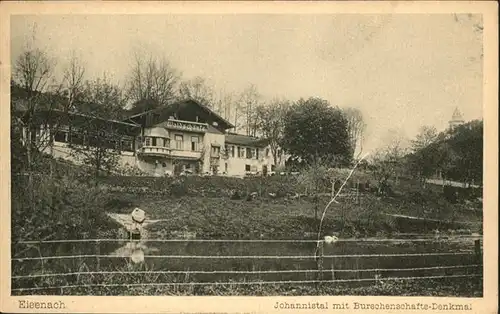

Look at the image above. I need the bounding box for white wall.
[203,132,225,174]
[222,145,270,176]
[140,126,206,175]
[144,127,169,138]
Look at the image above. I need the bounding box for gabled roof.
[225,133,269,148]
[127,98,234,129]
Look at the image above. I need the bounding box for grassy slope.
[101,175,482,239]
[11,161,483,296]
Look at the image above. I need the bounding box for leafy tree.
[407,140,449,187]
[443,120,483,185]
[407,120,483,187]
[281,97,352,168]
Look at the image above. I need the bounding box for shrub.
[11,173,119,243]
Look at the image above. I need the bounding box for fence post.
[97,242,101,271]
[331,260,335,281]
[474,239,481,264]
[356,180,360,204]
[317,241,324,283]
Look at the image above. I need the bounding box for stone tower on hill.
[449,107,465,130]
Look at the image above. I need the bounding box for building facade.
[128,99,285,176]
[25,99,284,177]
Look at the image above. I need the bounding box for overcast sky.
[10,14,483,153]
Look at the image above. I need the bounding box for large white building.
[24,99,285,177]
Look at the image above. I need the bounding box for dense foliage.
[281,98,353,168]
[407,120,483,186]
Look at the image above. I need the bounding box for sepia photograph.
[1,1,498,313]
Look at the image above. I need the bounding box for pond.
[12,235,482,293]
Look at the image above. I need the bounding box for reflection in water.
[106,209,164,263]
[111,241,159,264]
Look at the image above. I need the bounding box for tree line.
[367,121,483,196]
[11,38,367,177]
[406,121,483,187]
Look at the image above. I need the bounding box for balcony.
[170,149,202,160]
[137,146,172,157]
[138,146,202,160]
[166,119,208,133]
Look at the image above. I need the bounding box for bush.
[11,173,120,243]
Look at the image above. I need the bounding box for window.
[71,132,84,145]
[230,146,235,158]
[164,138,170,147]
[246,148,252,159]
[145,137,151,146]
[152,137,157,146]
[237,147,243,158]
[121,139,133,152]
[88,135,99,147]
[54,131,67,143]
[245,165,251,171]
[256,148,259,159]
[225,162,228,172]
[191,136,199,151]
[211,145,220,157]
[175,135,183,150]
[251,148,257,159]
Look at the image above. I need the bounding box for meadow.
[11,158,483,296]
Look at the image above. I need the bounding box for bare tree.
[68,119,123,184]
[178,76,214,107]
[69,77,131,183]
[411,125,438,152]
[343,107,367,159]
[11,43,65,208]
[126,52,180,113]
[239,84,261,136]
[79,75,127,119]
[229,93,245,133]
[369,137,408,194]
[12,46,60,165]
[62,52,86,112]
[255,98,290,166]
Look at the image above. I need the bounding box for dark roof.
[207,125,223,134]
[225,133,269,148]
[11,84,134,122]
[13,109,140,136]
[127,98,234,129]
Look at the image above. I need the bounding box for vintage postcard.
[0,1,498,313]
